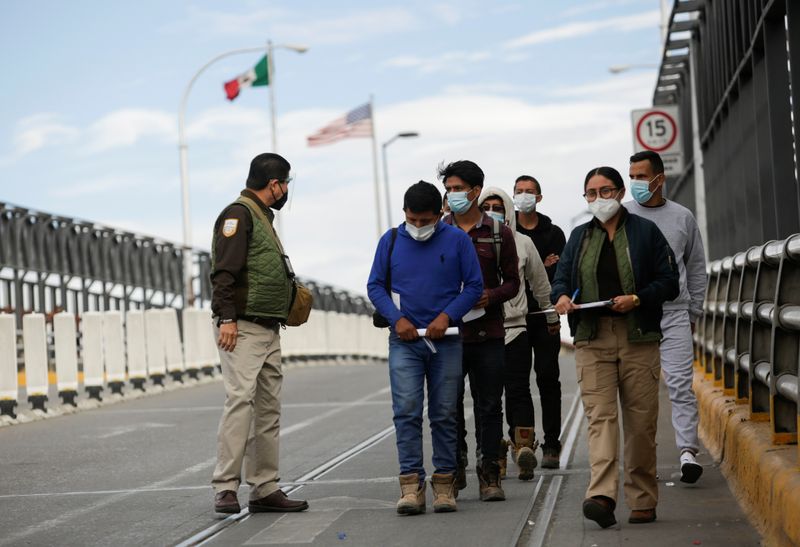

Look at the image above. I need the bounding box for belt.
[239,315,280,328]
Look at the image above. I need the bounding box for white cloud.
[11,114,79,156]
[383,50,492,74]
[83,108,175,153]
[503,10,661,49]
[50,174,171,199]
[162,6,418,46]
[430,4,463,25]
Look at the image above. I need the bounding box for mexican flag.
[224,55,269,101]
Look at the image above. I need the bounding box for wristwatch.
[632,295,641,307]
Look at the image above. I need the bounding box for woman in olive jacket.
[551,166,678,529]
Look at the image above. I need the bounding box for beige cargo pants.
[575,316,660,510]
[211,319,283,500]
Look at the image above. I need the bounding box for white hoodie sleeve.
[524,238,558,324]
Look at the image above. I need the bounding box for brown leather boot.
[477,462,505,502]
[430,473,457,513]
[512,427,538,480]
[396,473,426,515]
[497,439,509,479]
[629,508,657,524]
[214,490,240,514]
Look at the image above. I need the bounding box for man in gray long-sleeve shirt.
[624,150,707,484]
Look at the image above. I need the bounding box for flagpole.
[178,45,270,307]
[369,95,383,238]
[266,40,283,235]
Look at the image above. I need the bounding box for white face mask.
[513,193,538,213]
[588,196,621,223]
[406,221,437,241]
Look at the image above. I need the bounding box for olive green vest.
[213,195,292,321]
[575,224,660,343]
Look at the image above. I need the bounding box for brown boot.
[214,490,240,514]
[477,461,505,502]
[430,473,457,513]
[497,439,509,479]
[396,473,426,515]
[512,427,538,481]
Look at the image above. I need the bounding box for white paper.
[573,300,615,310]
[462,307,485,322]
[415,327,459,337]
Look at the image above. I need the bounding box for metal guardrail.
[695,234,800,454]
[0,201,373,321]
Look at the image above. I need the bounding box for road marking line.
[507,476,545,547]
[559,398,584,470]
[526,476,563,547]
[0,384,392,546]
[100,401,393,414]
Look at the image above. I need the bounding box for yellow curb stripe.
[694,370,800,547]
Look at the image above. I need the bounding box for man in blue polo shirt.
[368,180,483,515]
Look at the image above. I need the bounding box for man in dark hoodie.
[513,175,566,468]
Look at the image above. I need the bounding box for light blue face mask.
[630,176,659,203]
[448,191,475,214]
[487,211,505,223]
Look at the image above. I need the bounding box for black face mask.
[270,183,288,210]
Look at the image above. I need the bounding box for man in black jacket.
[513,175,565,468]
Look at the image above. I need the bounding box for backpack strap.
[473,219,504,284]
[384,228,398,295]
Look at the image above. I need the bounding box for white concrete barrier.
[103,311,126,393]
[0,314,18,416]
[125,310,148,389]
[22,313,49,410]
[144,309,167,383]
[181,308,201,377]
[304,309,329,357]
[53,312,79,404]
[160,308,185,380]
[198,309,219,372]
[81,312,105,399]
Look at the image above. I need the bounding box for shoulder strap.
[492,218,502,273]
[385,228,398,294]
[237,196,285,254]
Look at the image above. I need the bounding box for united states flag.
[307,103,373,147]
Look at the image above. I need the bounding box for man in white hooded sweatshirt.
[478,187,559,481]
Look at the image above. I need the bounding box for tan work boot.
[430,473,457,513]
[477,462,505,501]
[512,427,538,481]
[396,473,426,515]
[497,439,509,479]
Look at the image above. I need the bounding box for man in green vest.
[210,153,308,514]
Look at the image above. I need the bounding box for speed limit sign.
[631,106,684,176]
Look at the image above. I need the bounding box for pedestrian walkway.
[0,351,762,546]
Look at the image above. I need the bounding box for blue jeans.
[388,334,463,479]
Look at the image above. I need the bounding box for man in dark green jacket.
[551,166,678,529]
[210,153,308,515]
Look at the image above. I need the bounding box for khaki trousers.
[575,316,660,510]
[211,319,282,499]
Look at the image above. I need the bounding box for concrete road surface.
[0,351,761,546]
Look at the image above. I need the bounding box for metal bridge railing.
[696,234,800,459]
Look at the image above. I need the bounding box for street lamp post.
[381,132,419,229]
[178,42,307,306]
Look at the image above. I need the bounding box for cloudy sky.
[1,0,665,294]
